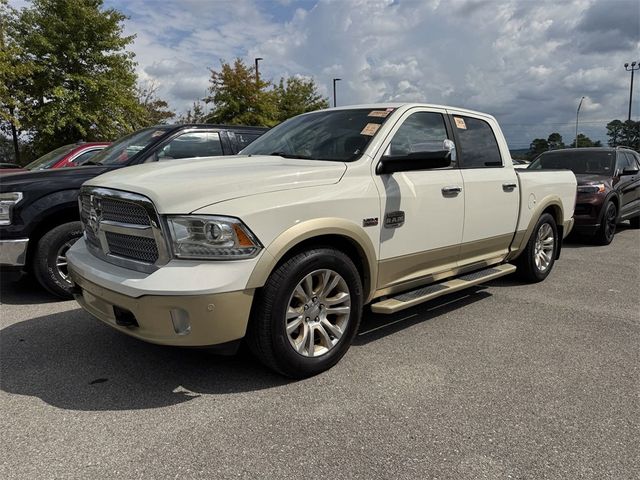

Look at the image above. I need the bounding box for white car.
[67,103,577,377]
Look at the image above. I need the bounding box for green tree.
[135,81,174,126]
[547,132,564,150]
[11,0,145,156]
[274,76,328,122]
[607,119,639,151]
[204,58,277,126]
[569,134,601,148]
[528,138,549,159]
[177,100,207,124]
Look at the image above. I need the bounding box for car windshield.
[92,127,172,165]
[240,108,394,161]
[25,144,76,170]
[528,150,615,175]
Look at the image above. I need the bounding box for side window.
[234,132,262,151]
[157,132,223,161]
[616,152,633,173]
[387,112,453,165]
[454,116,503,168]
[70,149,101,166]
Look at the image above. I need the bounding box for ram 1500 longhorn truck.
[67,104,577,378]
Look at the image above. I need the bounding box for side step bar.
[371,264,516,314]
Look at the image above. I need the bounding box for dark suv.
[528,147,640,244]
[0,124,267,297]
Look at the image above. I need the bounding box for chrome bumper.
[0,239,29,266]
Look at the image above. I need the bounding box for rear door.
[449,112,519,267]
[617,151,640,218]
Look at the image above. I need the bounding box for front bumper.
[67,239,257,347]
[0,238,29,266]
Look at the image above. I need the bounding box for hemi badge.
[362,217,379,227]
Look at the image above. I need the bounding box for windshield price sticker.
[361,123,381,136]
[454,117,467,130]
[368,110,389,118]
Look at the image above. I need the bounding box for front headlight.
[0,192,23,226]
[166,215,262,260]
[577,184,605,194]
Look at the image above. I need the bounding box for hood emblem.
[87,195,103,236]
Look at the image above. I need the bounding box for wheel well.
[272,234,371,298]
[25,207,80,270]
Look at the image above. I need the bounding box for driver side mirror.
[376,150,452,175]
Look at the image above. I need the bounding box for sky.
[11,0,640,148]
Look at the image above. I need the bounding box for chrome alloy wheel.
[285,269,351,357]
[55,239,76,283]
[533,223,555,272]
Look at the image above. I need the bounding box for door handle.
[442,186,462,196]
[502,183,517,192]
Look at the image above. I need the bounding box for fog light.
[170,308,191,335]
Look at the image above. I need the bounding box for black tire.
[32,221,83,299]
[247,247,363,378]
[516,213,558,283]
[629,216,640,228]
[594,201,617,245]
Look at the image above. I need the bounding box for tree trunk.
[8,106,20,164]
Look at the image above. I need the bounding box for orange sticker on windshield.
[454,117,467,129]
[361,123,381,136]
[368,110,389,118]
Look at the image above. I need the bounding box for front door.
[448,112,519,267]
[372,108,464,292]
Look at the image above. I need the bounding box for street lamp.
[624,61,639,121]
[575,96,585,148]
[332,78,341,107]
[254,57,263,86]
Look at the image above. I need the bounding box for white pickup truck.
[67,103,577,377]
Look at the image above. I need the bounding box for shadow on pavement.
[0,308,289,411]
[0,272,61,305]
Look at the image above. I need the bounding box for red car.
[23,142,111,171]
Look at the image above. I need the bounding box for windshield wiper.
[268,151,313,160]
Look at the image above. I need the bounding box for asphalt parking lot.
[1,227,638,479]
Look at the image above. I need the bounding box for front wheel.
[247,247,363,378]
[594,201,617,245]
[516,213,558,283]
[32,221,83,299]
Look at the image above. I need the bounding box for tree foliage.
[3,0,173,161]
[606,119,639,151]
[569,134,601,148]
[547,132,564,150]
[204,58,328,126]
[177,100,208,124]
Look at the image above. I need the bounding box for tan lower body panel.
[72,273,254,347]
[377,233,514,294]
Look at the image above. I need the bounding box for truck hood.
[85,155,348,213]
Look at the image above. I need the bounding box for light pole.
[575,96,585,148]
[624,61,639,121]
[332,78,341,107]
[254,57,263,86]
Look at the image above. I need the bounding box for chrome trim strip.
[0,238,29,266]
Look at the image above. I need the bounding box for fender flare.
[246,218,378,303]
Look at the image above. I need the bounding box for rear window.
[529,150,614,175]
[454,116,502,168]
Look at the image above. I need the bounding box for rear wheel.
[247,247,363,378]
[32,222,82,299]
[516,213,558,283]
[595,201,617,245]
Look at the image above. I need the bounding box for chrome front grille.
[79,187,169,272]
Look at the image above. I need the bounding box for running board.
[371,264,516,314]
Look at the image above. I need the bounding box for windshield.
[240,108,394,161]
[25,144,76,170]
[528,150,615,175]
[92,127,171,165]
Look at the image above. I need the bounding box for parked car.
[66,103,577,377]
[0,124,267,297]
[512,158,530,169]
[528,147,640,244]
[24,142,111,171]
[0,162,25,172]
